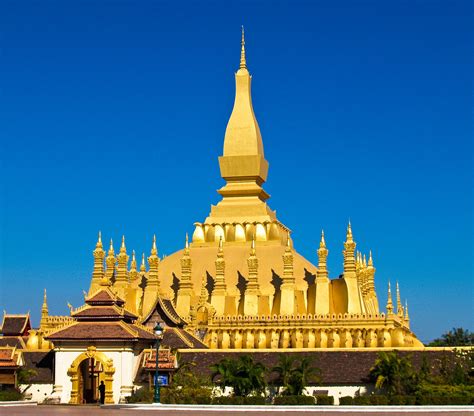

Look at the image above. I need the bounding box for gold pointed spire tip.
[239,25,247,70]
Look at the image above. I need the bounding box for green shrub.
[126,387,153,403]
[353,396,370,405]
[417,395,472,405]
[161,386,212,404]
[0,389,23,402]
[274,395,315,405]
[390,395,416,405]
[339,396,353,405]
[212,396,265,405]
[244,396,266,405]
[315,395,334,405]
[369,395,388,405]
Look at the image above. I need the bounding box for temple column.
[89,232,105,295]
[315,231,330,315]
[243,239,260,316]
[114,236,129,299]
[176,234,194,318]
[280,232,296,315]
[343,223,363,314]
[211,237,227,315]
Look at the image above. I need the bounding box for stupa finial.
[386,281,394,314]
[140,253,146,273]
[320,230,326,248]
[368,250,374,267]
[96,231,103,248]
[108,239,114,256]
[240,25,247,69]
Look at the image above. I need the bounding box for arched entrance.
[67,346,115,404]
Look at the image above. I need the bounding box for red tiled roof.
[1,315,31,336]
[0,347,22,368]
[72,306,137,320]
[86,289,125,306]
[143,349,177,370]
[46,322,156,341]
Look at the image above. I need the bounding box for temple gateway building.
[1,32,426,404]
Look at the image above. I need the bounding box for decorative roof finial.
[240,25,247,69]
[120,235,126,253]
[320,230,326,248]
[96,231,103,248]
[386,281,394,314]
[185,233,189,249]
[405,300,410,321]
[346,220,353,241]
[41,288,48,319]
[396,281,403,316]
[151,234,158,255]
[108,239,114,255]
[140,253,146,273]
[368,250,374,267]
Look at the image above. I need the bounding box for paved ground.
[0,405,473,416]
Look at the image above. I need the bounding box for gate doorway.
[78,357,103,403]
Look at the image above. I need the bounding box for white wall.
[304,385,370,405]
[19,383,54,403]
[52,345,141,404]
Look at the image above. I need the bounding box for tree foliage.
[369,351,417,395]
[271,354,321,396]
[211,355,267,397]
[429,328,474,347]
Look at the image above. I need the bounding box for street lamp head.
[154,322,164,339]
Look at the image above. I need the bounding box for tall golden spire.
[396,282,403,317]
[215,27,270,208]
[343,222,356,274]
[90,231,106,295]
[317,230,329,280]
[147,234,160,287]
[240,26,247,69]
[40,288,49,330]
[140,253,146,273]
[129,250,138,281]
[105,239,115,282]
[115,235,129,289]
[386,281,394,314]
[176,233,194,317]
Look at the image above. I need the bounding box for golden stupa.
[45,29,422,351]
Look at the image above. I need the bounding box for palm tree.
[272,354,321,396]
[369,351,417,395]
[272,354,296,395]
[211,355,267,397]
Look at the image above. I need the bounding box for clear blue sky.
[0,1,472,343]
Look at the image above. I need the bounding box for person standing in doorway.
[98,380,106,404]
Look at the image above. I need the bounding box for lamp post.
[153,322,164,404]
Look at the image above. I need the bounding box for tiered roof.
[46,286,156,342]
[0,314,31,336]
[0,346,23,369]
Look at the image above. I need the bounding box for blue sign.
[154,374,169,386]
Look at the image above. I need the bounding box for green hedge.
[273,395,315,405]
[315,395,334,405]
[339,396,353,405]
[0,389,24,402]
[389,395,416,405]
[162,387,212,404]
[212,396,266,405]
[417,395,473,405]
